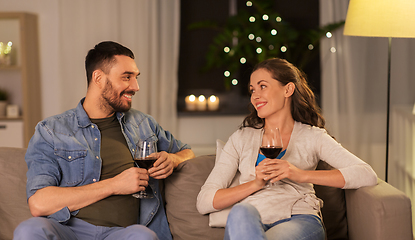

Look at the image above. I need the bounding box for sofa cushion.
[164,155,225,240]
[314,161,348,240]
[0,147,32,240]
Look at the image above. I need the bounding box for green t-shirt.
[76,115,139,227]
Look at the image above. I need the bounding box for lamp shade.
[344,0,415,38]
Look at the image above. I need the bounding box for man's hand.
[147,151,175,179]
[111,167,149,195]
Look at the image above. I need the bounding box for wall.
[0,0,62,119]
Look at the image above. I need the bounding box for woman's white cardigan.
[197,121,378,224]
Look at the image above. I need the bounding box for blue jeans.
[224,203,325,240]
[13,217,159,240]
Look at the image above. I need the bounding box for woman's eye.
[260,85,266,89]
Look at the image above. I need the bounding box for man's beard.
[101,78,133,113]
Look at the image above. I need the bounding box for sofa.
[0,147,413,240]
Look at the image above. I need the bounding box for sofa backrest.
[0,147,32,240]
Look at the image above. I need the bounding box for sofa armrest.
[345,178,413,240]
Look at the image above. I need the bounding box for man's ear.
[92,69,104,88]
[285,82,295,97]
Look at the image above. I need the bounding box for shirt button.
[96,156,99,159]
[93,179,97,182]
[91,125,95,128]
[94,138,98,141]
[68,156,72,160]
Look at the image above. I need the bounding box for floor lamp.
[343,0,415,182]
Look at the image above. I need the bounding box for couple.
[14,41,377,240]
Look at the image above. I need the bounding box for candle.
[197,95,207,111]
[208,95,220,111]
[185,94,197,111]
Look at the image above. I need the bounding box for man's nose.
[131,79,139,92]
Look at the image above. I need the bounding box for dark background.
[178,0,320,114]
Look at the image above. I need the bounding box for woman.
[196,58,377,240]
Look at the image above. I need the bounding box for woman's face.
[249,68,290,119]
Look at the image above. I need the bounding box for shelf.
[0,65,21,71]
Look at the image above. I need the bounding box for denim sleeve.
[25,122,61,200]
[147,115,191,153]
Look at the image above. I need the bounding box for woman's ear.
[285,82,295,97]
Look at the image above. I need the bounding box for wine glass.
[261,128,283,187]
[260,127,283,159]
[132,140,157,199]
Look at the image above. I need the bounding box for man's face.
[101,55,140,113]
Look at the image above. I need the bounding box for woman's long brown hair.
[241,58,325,129]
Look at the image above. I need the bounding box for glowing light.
[248,34,255,40]
[232,79,238,85]
[308,44,314,50]
[330,47,337,53]
[256,37,262,42]
[276,16,282,22]
[256,47,262,54]
[198,95,205,102]
[326,32,333,38]
[189,94,196,102]
[209,95,217,102]
[246,1,252,7]
[240,57,247,64]
[280,46,287,52]
[249,16,256,22]
[224,71,231,77]
[262,14,269,21]
[271,29,277,35]
[224,47,230,53]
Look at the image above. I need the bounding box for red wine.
[260,146,282,159]
[134,157,157,169]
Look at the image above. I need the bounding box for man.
[14,41,195,240]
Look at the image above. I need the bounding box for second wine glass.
[132,140,157,199]
[260,128,283,159]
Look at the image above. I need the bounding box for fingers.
[148,151,174,179]
[258,159,292,183]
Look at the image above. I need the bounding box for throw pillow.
[208,139,240,227]
[314,161,348,240]
[164,155,225,240]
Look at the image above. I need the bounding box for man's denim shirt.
[25,99,190,240]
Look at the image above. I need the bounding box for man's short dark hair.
[85,41,135,85]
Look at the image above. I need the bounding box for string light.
[276,16,282,22]
[280,46,287,52]
[262,14,269,21]
[246,1,252,7]
[224,70,231,77]
[240,57,247,64]
[232,79,238,85]
[326,32,333,38]
[271,29,277,35]
[224,46,230,53]
[248,34,255,40]
[256,47,263,54]
[308,44,314,50]
[269,45,274,50]
[249,16,256,22]
[256,37,262,43]
[330,47,336,53]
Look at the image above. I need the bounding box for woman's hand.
[258,158,305,184]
